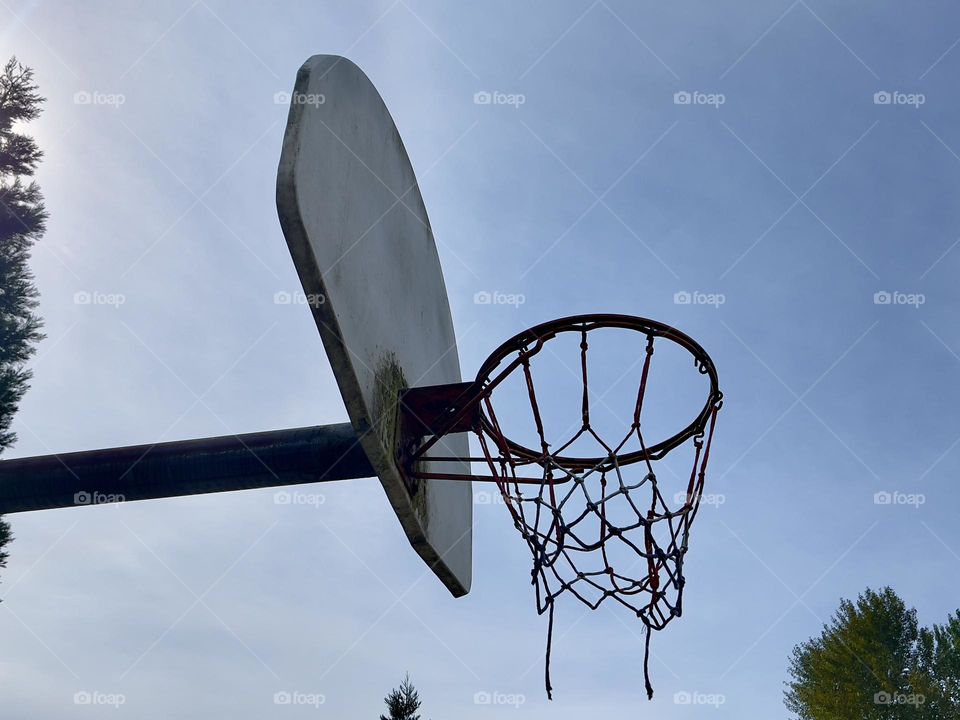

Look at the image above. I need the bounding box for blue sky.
[4,0,960,716]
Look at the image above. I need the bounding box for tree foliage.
[0,56,47,572]
[379,674,422,720]
[785,587,960,719]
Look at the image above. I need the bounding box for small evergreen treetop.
[379,673,422,720]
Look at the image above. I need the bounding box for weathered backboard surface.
[276,55,472,596]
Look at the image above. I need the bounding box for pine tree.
[785,587,959,719]
[0,56,47,572]
[379,674,422,720]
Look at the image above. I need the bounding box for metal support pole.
[0,423,374,514]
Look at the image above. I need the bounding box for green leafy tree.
[380,674,422,720]
[0,56,47,573]
[785,587,959,719]
[923,612,960,715]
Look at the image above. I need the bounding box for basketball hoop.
[0,55,724,705]
[400,314,722,700]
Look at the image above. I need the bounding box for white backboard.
[276,55,472,596]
